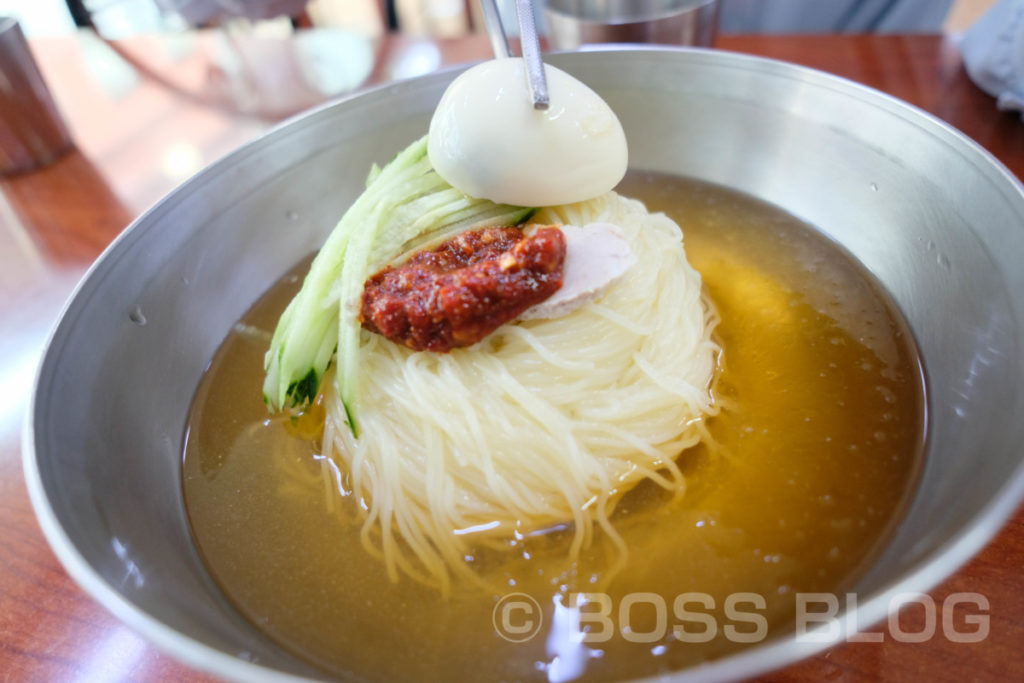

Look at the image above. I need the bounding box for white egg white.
[428,58,628,207]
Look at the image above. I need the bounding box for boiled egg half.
[428,58,628,207]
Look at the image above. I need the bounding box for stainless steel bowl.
[24,48,1024,681]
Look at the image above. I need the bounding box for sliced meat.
[520,222,634,320]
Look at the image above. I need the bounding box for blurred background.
[0,0,1000,39]
[0,0,1003,209]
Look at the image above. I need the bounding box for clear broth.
[182,173,925,681]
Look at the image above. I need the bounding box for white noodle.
[321,192,719,592]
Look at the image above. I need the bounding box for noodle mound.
[323,192,718,591]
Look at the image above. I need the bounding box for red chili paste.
[360,226,565,352]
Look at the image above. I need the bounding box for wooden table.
[1,31,1022,682]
